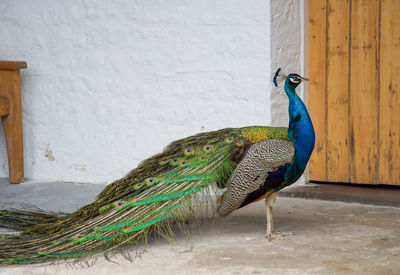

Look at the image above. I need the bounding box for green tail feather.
[0,126,288,265]
[0,209,67,230]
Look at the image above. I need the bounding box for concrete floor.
[0,178,400,274]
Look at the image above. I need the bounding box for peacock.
[0,69,315,265]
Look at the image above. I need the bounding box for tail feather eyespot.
[113,201,125,209]
[73,234,84,241]
[199,156,209,161]
[132,198,141,204]
[179,160,190,167]
[236,140,244,147]
[134,183,144,190]
[159,159,169,165]
[184,147,195,156]
[170,158,180,166]
[203,145,214,153]
[145,177,156,186]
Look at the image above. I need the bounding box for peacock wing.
[217,139,294,217]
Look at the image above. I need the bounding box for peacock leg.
[265,192,293,241]
[265,192,277,241]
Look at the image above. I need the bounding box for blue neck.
[284,82,315,182]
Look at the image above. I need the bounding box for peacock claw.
[265,231,293,241]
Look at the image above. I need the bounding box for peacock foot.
[265,231,293,241]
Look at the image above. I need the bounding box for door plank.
[350,0,379,184]
[379,0,400,185]
[309,0,328,181]
[326,0,350,182]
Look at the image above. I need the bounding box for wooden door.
[308,0,400,185]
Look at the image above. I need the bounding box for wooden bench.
[0,61,26,184]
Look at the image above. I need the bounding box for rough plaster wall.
[270,0,301,127]
[0,0,272,183]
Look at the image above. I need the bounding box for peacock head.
[273,68,308,91]
[286,73,308,89]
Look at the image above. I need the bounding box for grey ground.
[0,178,399,275]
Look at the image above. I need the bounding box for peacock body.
[0,70,315,264]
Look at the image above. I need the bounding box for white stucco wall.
[0,0,283,183]
[270,0,302,126]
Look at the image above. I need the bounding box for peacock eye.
[290,77,300,84]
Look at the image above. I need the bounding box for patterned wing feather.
[217,139,294,217]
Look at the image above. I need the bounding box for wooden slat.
[308,0,327,181]
[326,0,350,182]
[350,0,379,184]
[0,96,10,117]
[0,61,27,70]
[379,0,400,185]
[0,70,24,183]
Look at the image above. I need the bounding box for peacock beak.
[301,76,309,81]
